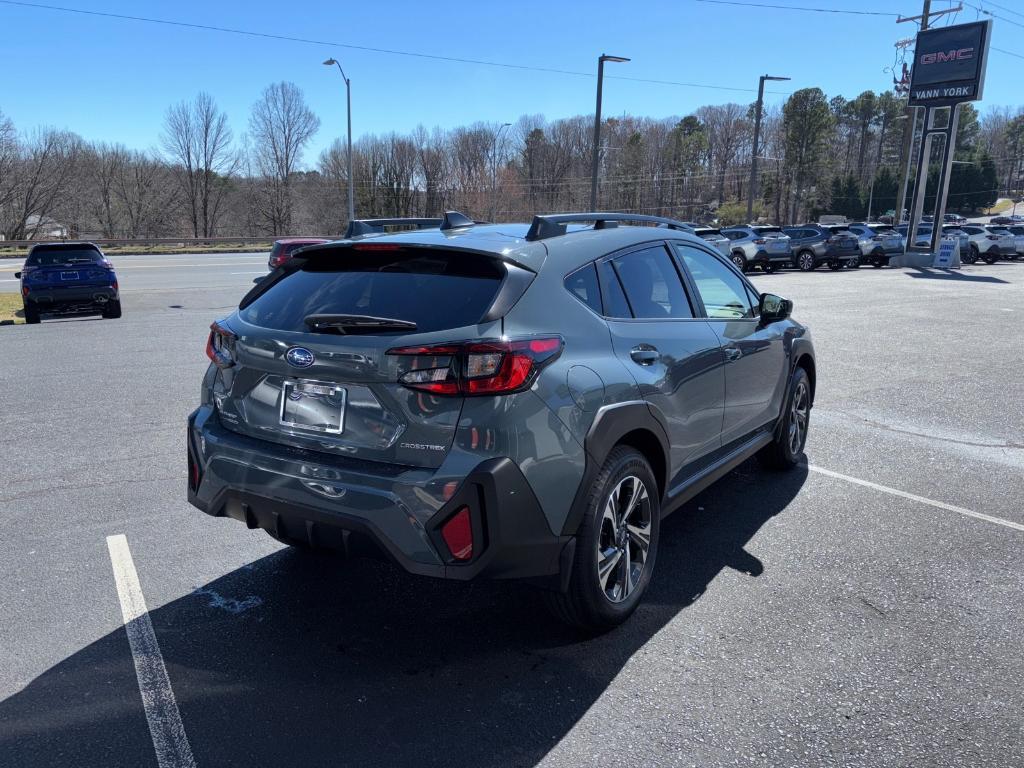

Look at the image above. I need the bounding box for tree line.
[1,82,1022,240]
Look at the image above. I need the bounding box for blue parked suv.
[15,242,121,323]
[187,212,816,630]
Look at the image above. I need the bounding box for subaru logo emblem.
[286,347,315,368]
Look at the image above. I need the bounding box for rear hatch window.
[242,248,504,334]
[27,247,103,266]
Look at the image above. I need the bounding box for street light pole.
[590,53,629,211]
[323,58,354,224]
[747,75,790,223]
[490,122,512,221]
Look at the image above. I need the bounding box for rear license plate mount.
[279,379,346,435]
[60,271,79,280]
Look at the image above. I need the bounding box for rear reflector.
[441,506,473,561]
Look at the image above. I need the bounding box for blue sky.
[1,0,1020,166]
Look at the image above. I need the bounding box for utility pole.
[747,74,790,223]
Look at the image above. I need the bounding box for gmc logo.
[920,48,974,65]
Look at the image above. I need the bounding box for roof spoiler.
[344,210,476,239]
[525,213,694,242]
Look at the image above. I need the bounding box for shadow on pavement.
[905,268,1008,283]
[0,460,807,768]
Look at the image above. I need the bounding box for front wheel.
[758,367,811,470]
[545,447,660,633]
[963,246,979,265]
[796,250,816,271]
[731,252,748,273]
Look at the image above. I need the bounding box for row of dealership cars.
[691,219,1024,273]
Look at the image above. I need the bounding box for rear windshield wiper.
[303,314,417,334]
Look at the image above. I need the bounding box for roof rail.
[524,213,695,241]
[343,210,476,239]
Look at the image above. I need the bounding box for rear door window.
[240,248,505,334]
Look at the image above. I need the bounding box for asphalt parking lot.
[1,253,1022,767]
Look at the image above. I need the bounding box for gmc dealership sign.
[908,20,991,105]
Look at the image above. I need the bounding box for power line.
[0,0,780,95]
[993,46,1024,61]
[693,0,899,16]
[962,1,1024,29]
[978,0,1024,20]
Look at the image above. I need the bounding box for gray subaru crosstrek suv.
[188,212,816,631]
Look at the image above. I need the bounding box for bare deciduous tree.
[162,92,236,237]
[248,81,320,234]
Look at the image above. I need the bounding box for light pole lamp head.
[762,75,791,82]
[601,54,630,63]
[323,58,337,66]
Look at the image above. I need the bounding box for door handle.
[629,345,660,366]
[724,346,742,362]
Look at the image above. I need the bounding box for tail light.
[206,320,237,368]
[753,238,767,245]
[388,336,563,396]
[987,235,1001,241]
[872,235,885,241]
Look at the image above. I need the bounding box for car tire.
[731,252,748,273]
[102,300,122,319]
[758,366,811,471]
[964,246,979,265]
[872,259,884,268]
[847,256,860,269]
[796,250,816,271]
[763,262,776,274]
[983,253,998,265]
[545,446,660,633]
[23,301,41,324]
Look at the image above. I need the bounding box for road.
[1,253,1022,767]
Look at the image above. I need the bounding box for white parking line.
[106,534,197,768]
[808,465,1024,532]
[230,271,266,275]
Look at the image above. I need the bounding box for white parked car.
[960,225,1011,264]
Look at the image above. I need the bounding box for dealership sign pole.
[896,19,992,266]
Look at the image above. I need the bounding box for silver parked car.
[719,225,793,273]
[694,227,731,256]
[847,223,904,267]
[1005,225,1024,259]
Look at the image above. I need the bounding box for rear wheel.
[963,246,979,264]
[102,300,122,319]
[545,446,660,633]
[23,301,40,324]
[758,366,811,470]
[796,250,816,271]
[983,252,998,265]
[731,252,748,273]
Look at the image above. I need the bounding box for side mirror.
[760,293,792,324]
[13,272,21,279]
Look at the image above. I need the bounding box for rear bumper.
[187,407,569,583]
[26,285,117,309]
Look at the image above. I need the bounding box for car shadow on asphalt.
[0,459,807,768]
[905,268,1009,283]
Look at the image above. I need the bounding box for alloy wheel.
[799,252,814,271]
[731,254,746,272]
[596,475,652,604]
[788,380,809,455]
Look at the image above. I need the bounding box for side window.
[610,245,694,319]
[563,263,602,314]
[675,244,755,320]
[597,260,633,319]
[722,230,742,241]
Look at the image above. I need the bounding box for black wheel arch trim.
[560,400,671,536]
